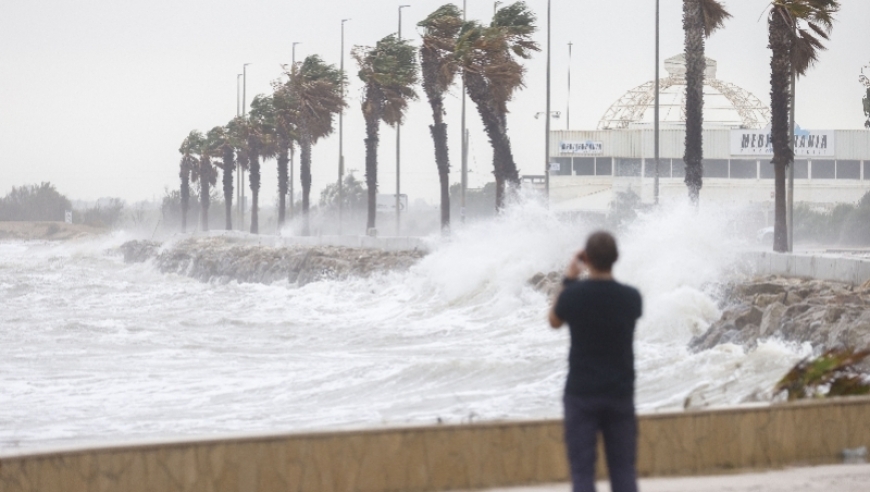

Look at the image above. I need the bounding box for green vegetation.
[794,191,870,245]
[774,347,870,401]
[0,183,71,222]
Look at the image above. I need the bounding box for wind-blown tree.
[269,84,298,229]
[353,35,419,234]
[683,0,731,205]
[278,55,346,236]
[455,2,539,210]
[768,0,839,252]
[419,4,463,232]
[207,125,237,230]
[246,95,278,234]
[178,130,203,233]
[189,131,217,231]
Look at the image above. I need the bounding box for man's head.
[582,231,619,273]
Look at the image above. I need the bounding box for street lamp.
[339,19,350,234]
[544,0,551,201]
[654,0,660,205]
[567,42,572,131]
[237,73,243,229]
[241,63,251,231]
[396,4,410,235]
[290,42,301,221]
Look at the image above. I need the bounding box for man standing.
[548,231,642,492]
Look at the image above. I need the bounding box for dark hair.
[584,231,619,272]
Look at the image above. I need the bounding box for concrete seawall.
[3,396,870,492]
[750,251,870,285]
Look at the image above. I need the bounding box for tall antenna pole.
[567,42,572,131]
[397,4,410,235]
[460,0,468,223]
[654,0,660,205]
[544,0,551,202]
[339,20,350,235]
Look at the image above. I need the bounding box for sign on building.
[64,210,72,224]
[730,127,836,157]
[549,162,561,172]
[560,141,603,155]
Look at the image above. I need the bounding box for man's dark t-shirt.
[555,279,643,398]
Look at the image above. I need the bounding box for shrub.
[0,182,72,221]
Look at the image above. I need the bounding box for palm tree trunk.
[200,177,210,232]
[277,145,289,228]
[300,131,313,236]
[180,169,189,233]
[464,72,519,211]
[683,0,705,205]
[422,48,451,232]
[249,152,260,234]
[364,113,379,233]
[769,11,792,252]
[222,147,235,230]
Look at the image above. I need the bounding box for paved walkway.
[478,463,870,492]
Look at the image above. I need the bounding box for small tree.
[178,130,203,233]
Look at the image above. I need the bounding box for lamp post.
[653,0,660,205]
[290,42,301,221]
[396,4,410,235]
[567,42,572,131]
[494,1,502,15]
[237,73,243,229]
[544,0,551,201]
[242,63,251,232]
[339,19,350,234]
[460,0,468,223]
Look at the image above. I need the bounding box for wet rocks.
[691,276,870,363]
[528,271,562,298]
[119,237,426,286]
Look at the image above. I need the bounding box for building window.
[760,160,775,179]
[573,157,595,176]
[596,158,613,176]
[794,160,809,179]
[730,160,757,179]
[672,160,686,178]
[643,159,669,178]
[837,160,860,180]
[615,158,641,177]
[864,161,870,180]
[706,159,728,178]
[812,160,835,179]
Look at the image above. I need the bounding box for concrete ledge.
[3,397,870,492]
[750,251,870,285]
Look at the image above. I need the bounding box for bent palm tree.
[683,0,731,205]
[768,0,839,251]
[278,55,346,235]
[247,95,278,234]
[207,125,237,230]
[178,130,203,233]
[270,85,298,229]
[353,35,419,234]
[189,131,217,231]
[456,2,539,210]
[419,4,463,232]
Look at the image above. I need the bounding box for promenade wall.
[3,397,870,492]
[751,251,870,285]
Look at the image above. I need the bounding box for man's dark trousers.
[563,393,638,492]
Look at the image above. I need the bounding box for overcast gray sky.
[1,0,868,205]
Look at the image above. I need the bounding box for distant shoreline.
[0,221,107,241]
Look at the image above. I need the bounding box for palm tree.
[682,0,731,205]
[353,35,419,234]
[178,130,203,233]
[768,0,839,251]
[455,2,539,210]
[189,130,217,231]
[246,95,278,234]
[207,125,237,230]
[279,55,346,236]
[419,4,463,232]
[270,84,298,229]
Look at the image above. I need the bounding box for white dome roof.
[598,54,770,130]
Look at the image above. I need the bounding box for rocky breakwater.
[691,276,870,364]
[119,236,426,286]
